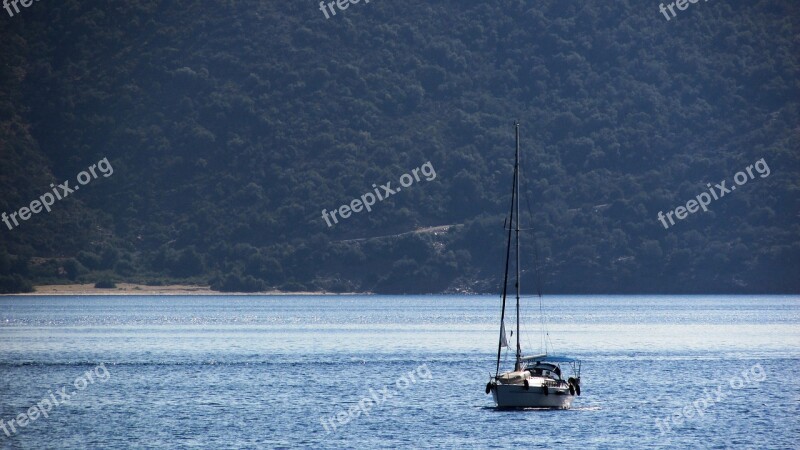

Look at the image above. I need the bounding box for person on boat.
[554,365,562,378]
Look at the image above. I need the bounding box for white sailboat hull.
[491,383,575,409]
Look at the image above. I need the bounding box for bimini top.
[520,354,580,363]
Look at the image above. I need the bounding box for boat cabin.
[526,362,562,379]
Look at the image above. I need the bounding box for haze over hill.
[1,0,798,294]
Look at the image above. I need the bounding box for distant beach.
[14,283,349,296]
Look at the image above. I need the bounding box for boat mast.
[514,121,522,370]
[495,124,518,377]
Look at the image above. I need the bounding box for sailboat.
[484,122,582,409]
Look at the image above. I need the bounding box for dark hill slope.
[0,0,797,293]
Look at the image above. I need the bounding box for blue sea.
[0,295,798,449]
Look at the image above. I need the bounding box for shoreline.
[8,283,361,296]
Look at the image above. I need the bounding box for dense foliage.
[1,1,798,294]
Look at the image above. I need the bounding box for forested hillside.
[1,0,798,294]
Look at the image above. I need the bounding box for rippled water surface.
[0,295,798,449]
